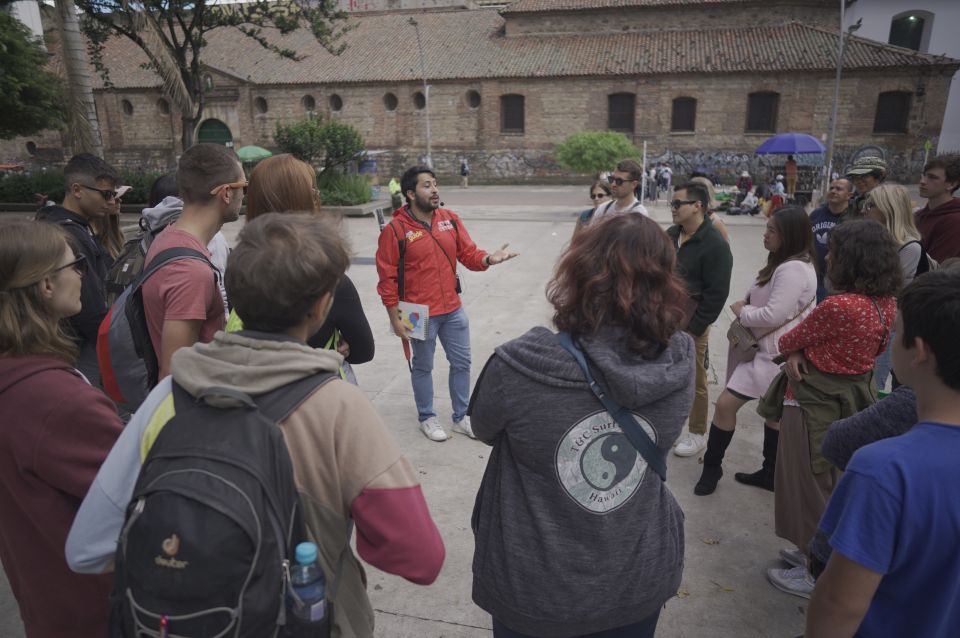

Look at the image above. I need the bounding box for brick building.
[3,0,957,182]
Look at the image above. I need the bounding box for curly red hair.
[548,214,688,358]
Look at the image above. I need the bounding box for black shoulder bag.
[556,332,667,481]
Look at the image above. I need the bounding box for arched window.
[671,97,697,132]
[874,91,911,134]
[384,92,398,111]
[254,97,268,114]
[196,119,233,146]
[302,95,316,111]
[466,90,481,109]
[329,94,343,112]
[608,93,636,133]
[888,11,933,52]
[121,99,134,116]
[500,94,524,133]
[157,98,170,115]
[413,91,426,110]
[746,92,779,133]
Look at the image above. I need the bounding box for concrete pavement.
[1,186,807,637]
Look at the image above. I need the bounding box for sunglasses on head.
[78,184,118,201]
[607,177,635,186]
[210,180,249,197]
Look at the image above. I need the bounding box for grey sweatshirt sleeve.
[468,354,507,445]
[898,241,923,286]
[65,378,173,573]
[821,385,917,471]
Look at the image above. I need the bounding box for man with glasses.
[846,156,886,216]
[142,143,244,380]
[593,159,649,221]
[37,153,121,385]
[667,182,733,458]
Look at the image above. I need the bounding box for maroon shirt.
[0,356,122,637]
[915,197,960,263]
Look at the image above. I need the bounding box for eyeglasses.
[670,199,698,209]
[210,180,249,197]
[607,177,636,186]
[78,184,118,201]
[53,254,86,276]
[590,193,607,200]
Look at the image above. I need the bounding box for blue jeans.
[874,330,895,391]
[409,307,471,423]
[492,608,661,638]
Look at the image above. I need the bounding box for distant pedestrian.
[915,153,960,262]
[809,178,855,301]
[574,179,611,234]
[805,269,960,638]
[846,156,887,216]
[785,154,798,197]
[389,174,403,211]
[694,207,817,496]
[594,159,649,220]
[0,219,123,638]
[762,220,900,599]
[470,213,695,638]
[736,171,753,203]
[460,158,470,188]
[667,181,733,458]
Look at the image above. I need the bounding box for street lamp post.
[823,1,861,198]
[409,17,433,169]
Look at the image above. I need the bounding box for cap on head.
[741,171,750,178]
[776,174,784,181]
[846,156,888,177]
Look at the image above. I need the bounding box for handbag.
[556,332,667,481]
[727,295,815,362]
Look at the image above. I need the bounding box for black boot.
[735,425,778,491]
[694,425,734,496]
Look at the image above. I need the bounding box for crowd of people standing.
[0,147,959,638]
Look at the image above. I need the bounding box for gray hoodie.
[469,325,695,637]
[141,196,231,275]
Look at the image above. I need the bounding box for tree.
[275,116,365,173]
[0,10,68,139]
[77,0,351,152]
[56,0,104,155]
[554,132,641,175]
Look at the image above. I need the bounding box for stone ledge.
[322,198,391,218]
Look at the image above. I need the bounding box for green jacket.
[667,217,733,337]
[758,366,877,474]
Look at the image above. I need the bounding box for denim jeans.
[409,306,471,422]
[873,330,895,392]
[492,608,661,638]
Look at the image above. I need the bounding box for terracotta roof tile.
[87,11,959,89]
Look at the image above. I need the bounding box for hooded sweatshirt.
[469,326,695,637]
[915,197,960,263]
[141,196,231,274]
[0,356,122,638]
[66,331,444,638]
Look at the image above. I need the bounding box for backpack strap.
[136,247,217,290]
[389,221,406,301]
[556,332,667,482]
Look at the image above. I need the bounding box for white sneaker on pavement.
[779,547,807,569]
[452,416,477,439]
[766,565,815,599]
[420,416,449,442]
[673,432,706,457]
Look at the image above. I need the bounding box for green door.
[196,119,233,146]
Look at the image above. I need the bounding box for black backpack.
[110,372,336,637]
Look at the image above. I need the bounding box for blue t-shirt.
[809,204,843,291]
[818,422,960,637]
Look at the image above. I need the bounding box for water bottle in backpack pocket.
[285,542,331,636]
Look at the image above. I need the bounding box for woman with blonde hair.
[863,183,932,389]
[0,219,123,637]
[241,154,375,374]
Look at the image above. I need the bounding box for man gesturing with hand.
[376,165,517,442]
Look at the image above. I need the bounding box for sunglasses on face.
[53,254,86,276]
[209,180,249,197]
[78,184,118,201]
[607,177,635,186]
[590,193,607,200]
[670,199,698,209]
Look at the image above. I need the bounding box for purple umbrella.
[755,133,826,155]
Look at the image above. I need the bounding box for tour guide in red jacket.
[376,165,518,442]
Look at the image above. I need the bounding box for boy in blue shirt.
[806,269,960,637]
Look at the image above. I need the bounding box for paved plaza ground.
[1,186,810,637]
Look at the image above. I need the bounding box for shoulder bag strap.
[556,332,667,481]
[751,295,816,341]
[389,221,406,301]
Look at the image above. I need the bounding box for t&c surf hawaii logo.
[556,411,655,514]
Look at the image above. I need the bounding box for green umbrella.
[236,145,273,162]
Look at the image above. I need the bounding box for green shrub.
[0,170,163,204]
[317,172,371,206]
[554,132,641,175]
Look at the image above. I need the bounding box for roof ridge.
[797,20,950,64]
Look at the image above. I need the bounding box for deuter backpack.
[104,202,184,306]
[110,372,337,638]
[97,247,218,412]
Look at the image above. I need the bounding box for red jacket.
[376,206,488,314]
[915,197,960,263]
[0,356,123,638]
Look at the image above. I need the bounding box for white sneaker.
[673,432,706,457]
[766,565,814,599]
[452,416,477,439]
[419,416,449,442]
[779,547,807,569]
